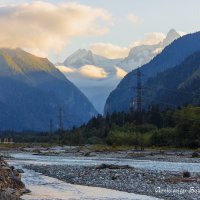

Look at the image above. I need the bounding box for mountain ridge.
[144,51,200,107]
[104,31,200,114]
[57,49,123,113]
[117,29,180,72]
[56,29,181,113]
[0,48,97,131]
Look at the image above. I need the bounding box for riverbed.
[7,152,200,200]
[10,152,200,172]
[8,153,163,200]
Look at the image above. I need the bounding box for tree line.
[61,105,200,148]
[1,105,200,149]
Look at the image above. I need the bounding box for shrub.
[183,171,191,178]
[86,136,104,145]
[106,131,136,146]
[191,152,199,158]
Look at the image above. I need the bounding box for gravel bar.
[25,164,200,200]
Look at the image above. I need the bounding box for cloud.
[79,65,108,79]
[90,43,129,59]
[127,14,143,25]
[56,65,76,73]
[152,47,163,54]
[132,32,165,47]
[57,64,108,79]
[0,1,111,57]
[178,31,187,36]
[89,32,165,59]
[115,67,127,78]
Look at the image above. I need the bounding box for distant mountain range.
[56,49,123,113]
[0,30,198,131]
[105,31,200,114]
[63,49,122,73]
[57,29,180,113]
[117,29,180,71]
[0,48,97,131]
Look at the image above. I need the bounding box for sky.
[0,0,199,63]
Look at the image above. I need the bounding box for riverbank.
[16,145,200,164]
[0,157,30,199]
[3,145,200,199]
[0,144,200,163]
[2,144,200,163]
[26,163,200,200]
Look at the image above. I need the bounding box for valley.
[0,1,199,199]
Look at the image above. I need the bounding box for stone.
[16,169,24,174]
[111,174,121,180]
[96,164,133,170]
[0,158,28,199]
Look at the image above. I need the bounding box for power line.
[132,67,145,150]
[127,69,200,149]
[145,85,200,96]
[130,67,144,113]
[126,80,200,97]
[49,119,53,135]
[135,67,143,113]
[58,107,64,132]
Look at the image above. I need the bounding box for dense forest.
[1,105,200,149]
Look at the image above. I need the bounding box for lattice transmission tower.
[133,67,144,150]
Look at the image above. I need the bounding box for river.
[9,152,199,200]
[10,152,200,172]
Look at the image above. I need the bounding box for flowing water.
[14,166,160,200]
[8,156,162,200]
[11,152,200,172]
[9,152,200,200]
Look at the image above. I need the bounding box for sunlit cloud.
[115,67,127,78]
[127,13,143,25]
[56,66,76,73]
[152,47,163,54]
[79,65,108,79]
[132,32,165,47]
[0,1,111,57]
[90,43,129,59]
[89,32,166,59]
[57,64,108,79]
[178,31,187,36]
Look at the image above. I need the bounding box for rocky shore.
[0,157,30,200]
[19,145,200,163]
[26,163,200,200]
[3,146,200,199]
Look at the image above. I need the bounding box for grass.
[80,144,200,153]
[79,145,136,152]
[0,143,59,149]
[0,142,198,152]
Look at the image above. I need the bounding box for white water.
[8,154,162,200]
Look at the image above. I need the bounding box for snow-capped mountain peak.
[117,29,181,72]
[57,49,123,113]
[57,29,181,113]
[64,49,95,68]
[162,29,180,46]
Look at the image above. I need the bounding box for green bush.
[106,130,136,146]
[86,136,104,145]
[150,128,177,147]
